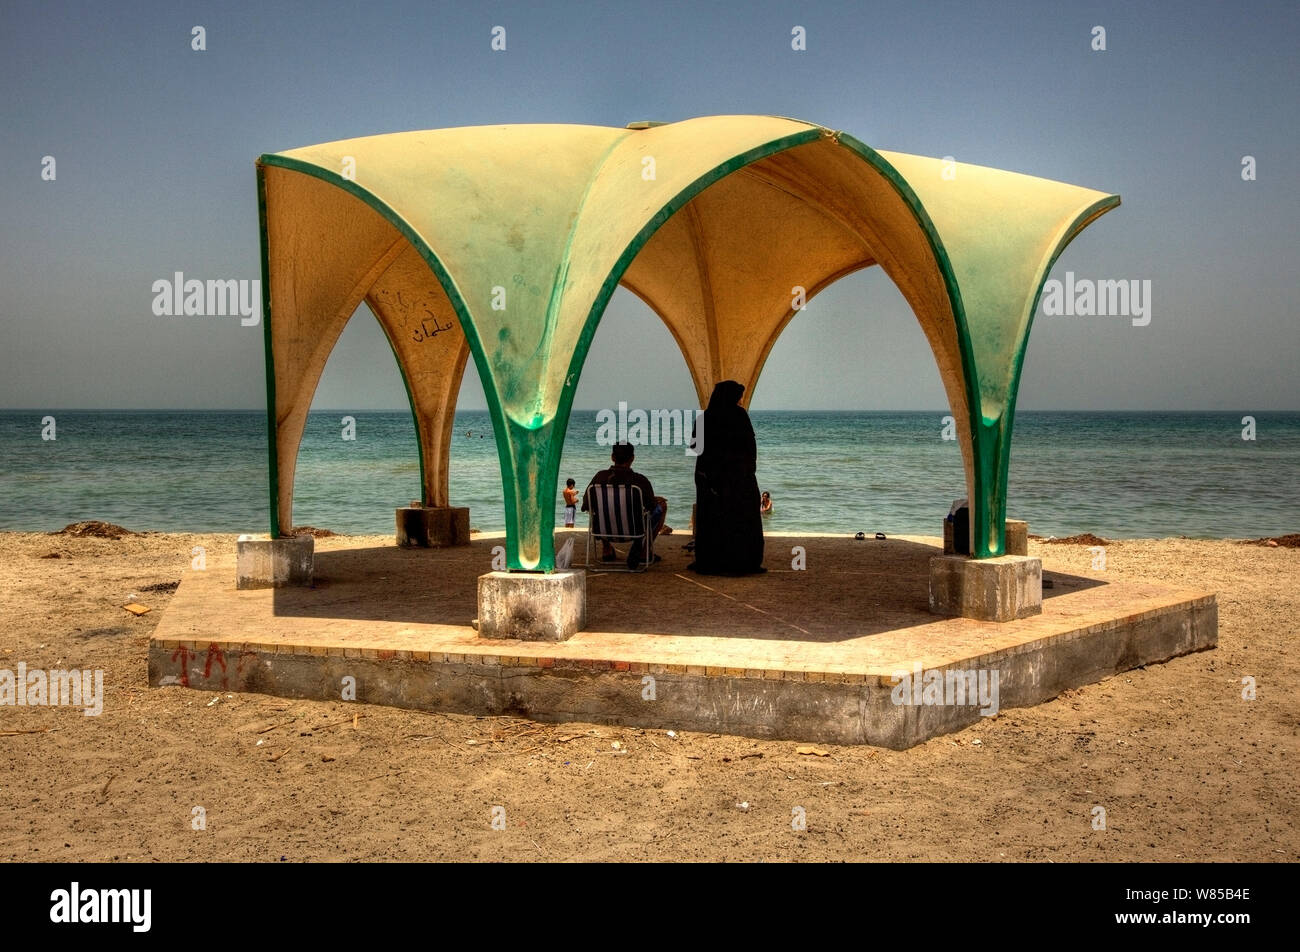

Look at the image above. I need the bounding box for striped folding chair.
[584,483,654,572]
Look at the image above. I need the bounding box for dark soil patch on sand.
[1039,533,1110,546]
[76,626,132,639]
[52,521,136,540]
[1242,533,1300,548]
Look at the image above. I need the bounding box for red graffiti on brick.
[170,645,191,687]
[203,644,227,683]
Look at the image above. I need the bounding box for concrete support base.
[1004,519,1029,556]
[236,534,313,589]
[477,570,587,642]
[929,553,1042,622]
[396,506,470,548]
[943,519,1029,556]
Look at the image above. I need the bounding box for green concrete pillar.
[970,413,1012,558]
[493,415,564,572]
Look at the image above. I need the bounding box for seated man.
[581,442,668,567]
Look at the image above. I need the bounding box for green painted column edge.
[255,162,281,538]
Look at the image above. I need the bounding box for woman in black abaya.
[688,380,765,575]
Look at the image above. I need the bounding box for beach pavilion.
[248,115,1120,631]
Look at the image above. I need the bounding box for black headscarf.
[707,379,745,413]
[698,380,755,473]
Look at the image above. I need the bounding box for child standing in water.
[562,478,579,528]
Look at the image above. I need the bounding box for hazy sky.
[2,0,1296,412]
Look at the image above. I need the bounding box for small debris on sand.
[290,526,336,538]
[1243,534,1300,549]
[796,745,831,757]
[52,521,135,540]
[1041,533,1110,546]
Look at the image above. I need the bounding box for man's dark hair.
[611,442,635,465]
[566,478,575,487]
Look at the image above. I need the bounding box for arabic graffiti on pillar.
[412,310,454,343]
[372,289,455,344]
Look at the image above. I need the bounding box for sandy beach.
[1,529,1296,862]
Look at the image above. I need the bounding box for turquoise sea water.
[0,411,1296,539]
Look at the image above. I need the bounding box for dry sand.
[0,529,1296,862]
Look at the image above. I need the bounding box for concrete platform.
[148,532,1217,749]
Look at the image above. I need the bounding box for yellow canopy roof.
[257,115,1118,567]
